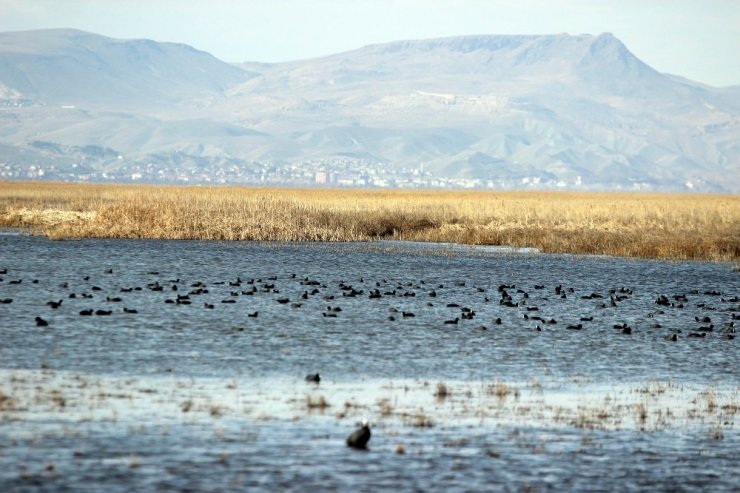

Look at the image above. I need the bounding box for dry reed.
[1,181,738,260]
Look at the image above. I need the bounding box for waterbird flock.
[1,267,737,342]
[0,263,737,450]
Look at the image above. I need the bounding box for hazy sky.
[1,0,739,87]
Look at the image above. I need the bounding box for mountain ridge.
[0,28,249,106]
[0,29,737,192]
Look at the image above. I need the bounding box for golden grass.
[1,180,738,260]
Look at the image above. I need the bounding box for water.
[1,232,738,491]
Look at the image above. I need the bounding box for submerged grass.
[1,181,738,260]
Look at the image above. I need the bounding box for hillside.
[0,29,737,191]
[0,29,249,107]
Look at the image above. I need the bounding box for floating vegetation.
[434,381,450,400]
[306,395,330,411]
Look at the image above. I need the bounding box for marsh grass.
[1,181,738,260]
[434,381,451,400]
[306,395,330,410]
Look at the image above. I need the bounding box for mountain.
[0,29,737,192]
[0,29,249,106]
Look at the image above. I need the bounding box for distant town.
[1,154,599,190]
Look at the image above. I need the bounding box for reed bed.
[1,180,738,260]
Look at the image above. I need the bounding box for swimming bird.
[347,419,371,449]
[35,316,49,327]
[305,373,321,383]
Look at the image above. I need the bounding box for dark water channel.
[0,232,738,491]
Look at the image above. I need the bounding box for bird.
[305,373,321,383]
[35,316,49,327]
[347,419,371,449]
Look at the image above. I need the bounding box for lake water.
[1,232,737,491]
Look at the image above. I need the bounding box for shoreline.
[1,181,738,261]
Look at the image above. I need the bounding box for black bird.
[46,300,63,309]
[35,316,49,327]
[79,309,93,316]
[347,419,371,449]
[248,311,258,317]
[305,373,321,383]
